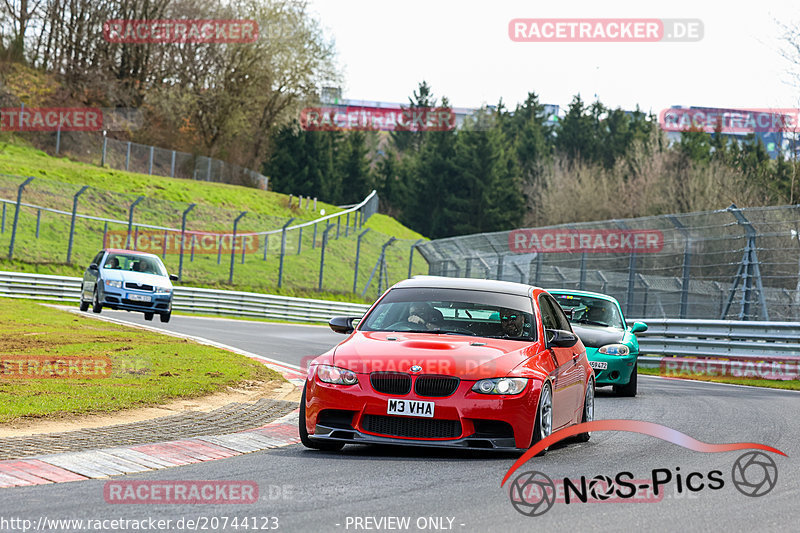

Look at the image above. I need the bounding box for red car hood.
[331,331,533,380]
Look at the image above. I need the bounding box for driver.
[499,308,524,337]
[407,303,441,330]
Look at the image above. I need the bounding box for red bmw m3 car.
[300,277,595,452]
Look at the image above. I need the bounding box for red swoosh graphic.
[501,419,786,486]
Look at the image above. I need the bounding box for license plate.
[590,361,608,370]
[128,294,152,302]
[387,399,434,418]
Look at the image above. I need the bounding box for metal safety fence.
[416,204,800,321]
[0,173,416,298]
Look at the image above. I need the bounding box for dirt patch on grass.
[0,379,300,438]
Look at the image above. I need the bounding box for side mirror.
[169,274,179,282]
[89,264,99,271]
[630,321,648,334]
[329,316,358,334]
[546,329,578,348]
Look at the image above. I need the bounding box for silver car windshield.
[103,253,168,277]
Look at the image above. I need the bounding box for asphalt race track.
[1,311,797,532]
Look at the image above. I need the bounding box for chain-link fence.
[0,174,414,299]
[416,205,800,321]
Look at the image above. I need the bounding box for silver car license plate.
[128,294,152,302]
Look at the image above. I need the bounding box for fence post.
[312,222,317,249]
[178,204,196,279]
[229,211,247,284]
[319,223,334,291]
[66,185,90,263]
[376,237,397,294]
[161,230,168,258]
[313,197,317,211]
[148,146,154,174]
[35,209,41,238]
[668,215,692,319]
[408,239,423,278]
[125,142,131,171]
[1,203,5,233]
[125,196,144,249]
[534,253,544,285]
[55,122,61,154]
[8,177,34,260]
[217,235,223,264]
[722,205,769,321]
[170,150,176,177]
[496,253,505,280]
[277,218,295,288]
[353,228,372,293]
[206,158,212,181]
[101,131,107,166]
[263,234,269,261]
[133,226,139,250]
[345,212,350,237]
[297,227,303,255]
[103,222,108,247]
[336,216,341,239]
[241,235,247,264]
[190,234,196,262]
[613,220,637,316]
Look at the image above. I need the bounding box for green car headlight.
[598,344,630,356]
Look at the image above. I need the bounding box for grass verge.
[638,366,800,391]
[0,299,280,422]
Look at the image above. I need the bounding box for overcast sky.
[305,0,800,114]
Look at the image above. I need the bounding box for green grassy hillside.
[0,139,426,303]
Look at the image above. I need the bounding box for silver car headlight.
[472,377,528,395]
[154,286,172,294]
[104,280,122,289]
[598,344,630,356]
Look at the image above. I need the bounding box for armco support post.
[319,223,335,291]
[353,228,372,293]
[178,203,196,280]
[8,177,34,260]
[277,218,295,288]
[408,239,423,278]
[229,211,247,284]
[66,185,90,264]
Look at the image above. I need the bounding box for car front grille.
[361,415,461,439]
[125,282,153,291]
[121,299,154,307]
[370,372,411,395]
[415,375,460,397]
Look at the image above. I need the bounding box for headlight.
[104,280,122,288]
[472,377,528,395]
[154,286,172,294]
[598,344,630,356]
[316,364,358,385]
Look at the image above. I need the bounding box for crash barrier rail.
[0,271,371,323]
[418,204,800,322]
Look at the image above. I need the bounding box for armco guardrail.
[631,318,800,359]
[0,271,370,323]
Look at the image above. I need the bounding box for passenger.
[104,257,120,269]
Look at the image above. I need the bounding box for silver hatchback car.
[80,249,178,322]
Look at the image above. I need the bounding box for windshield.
[359,287,537,341]
[550,293,625,329]
[103,253,168,277]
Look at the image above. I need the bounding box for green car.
[548,289,647,397]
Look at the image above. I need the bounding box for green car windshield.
[551,293,624,329]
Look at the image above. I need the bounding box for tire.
[529,382,553,456]
[299,385,345,451]
[91,287,103,313]
[79,298,90,312]
[144,312,154,321]
[159,312,171,323]
[575,379,595,442]
[614,363,638,397]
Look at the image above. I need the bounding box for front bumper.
[99,286,172,313]
[304,374,542,450]
[588,349,637,386]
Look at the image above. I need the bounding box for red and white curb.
[0,410,301,488]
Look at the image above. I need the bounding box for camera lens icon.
[731,451,778,497]
[508,471,556,516]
